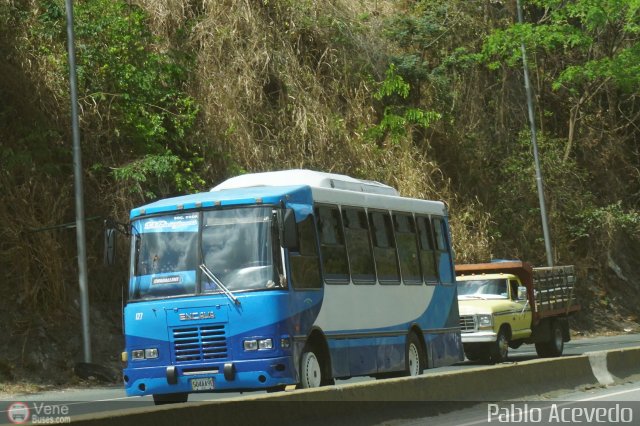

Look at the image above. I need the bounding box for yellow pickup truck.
[456,261,579,363]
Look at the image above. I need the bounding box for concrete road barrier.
[70,346,640,426]
[606,346,640,382]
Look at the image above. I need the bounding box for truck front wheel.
[490,328,509,363]
[535,320,564,357]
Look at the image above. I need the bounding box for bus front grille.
[459,315,476,332]
[172,325,228,363]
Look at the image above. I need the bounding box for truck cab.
[457,272,532,362]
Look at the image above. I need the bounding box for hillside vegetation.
[0,0,639,384]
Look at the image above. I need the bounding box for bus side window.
[343,207,375,284]
[290,214,322,289]
[433,217,448,252]
[315,205,349,283]
[393,213,421,285]
[416,215,438,284]
[432,217,449,283]
[369,211,400,284]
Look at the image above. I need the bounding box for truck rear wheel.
[535,320,564,357]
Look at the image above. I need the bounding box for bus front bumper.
[124,356,296,396]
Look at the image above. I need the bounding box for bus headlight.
[244,340,258,351]
[258,339,273,350]
[131,348,159,360]
[477,314,493,328]
[244,339,273,351]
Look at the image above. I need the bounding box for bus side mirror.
[104,221,117,266]
[517,286,528,301]
[280,209,298,250]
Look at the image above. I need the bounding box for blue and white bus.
[118,170,463,403]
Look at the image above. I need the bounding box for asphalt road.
[1,333,638,423]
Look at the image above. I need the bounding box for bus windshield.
[457,279,508,298]
[129,207,277,300]
[201,208,276,293]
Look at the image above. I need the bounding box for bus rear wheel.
[299,351,322,388]
[405,332,425,376]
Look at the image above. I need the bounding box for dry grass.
[0,174,72,310]
[132,1,496,266]
[1,0,495,314]
[0,382,48,397]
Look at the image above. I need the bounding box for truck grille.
[172,325,228,363]
[459,315,476,332]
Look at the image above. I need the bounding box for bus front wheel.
[299,351,322,388]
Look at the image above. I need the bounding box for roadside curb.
[68,346,640,425]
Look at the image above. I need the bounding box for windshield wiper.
[458,295,488,300]
[199,264,240,306]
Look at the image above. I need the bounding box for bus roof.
[130,170,447,219]
[130,185,312,219]
[211,169,399,196]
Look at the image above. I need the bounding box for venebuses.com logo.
[7,402,30,424]
[6,401,71,424]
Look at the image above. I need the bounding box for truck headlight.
[131,349,145,360]
[145,348,159,359]
[477,314,493,328]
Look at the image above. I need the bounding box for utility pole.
[516,0,554,267]
[65,0,92,362]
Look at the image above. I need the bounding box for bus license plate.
[190,377,215,391]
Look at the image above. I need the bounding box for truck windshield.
[129,207,277,300]
[457,279,508,298]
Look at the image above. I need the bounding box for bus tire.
[535,320,564,358]
[299,350,322,388]
[405,332,425,376]
[152,392,188,405]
